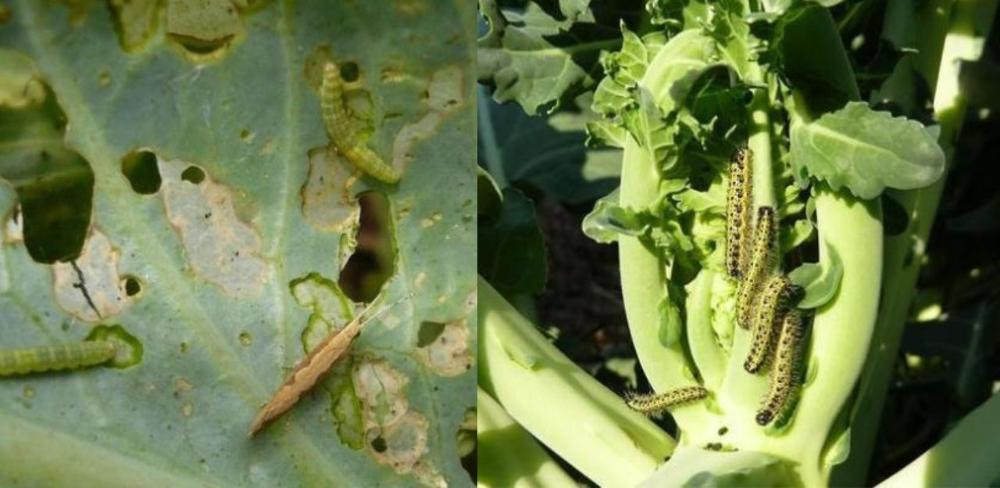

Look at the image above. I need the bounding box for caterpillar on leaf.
[320,62,400,184]
[0,341,117,376]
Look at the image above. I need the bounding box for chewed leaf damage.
[416,319,472,377]
[391,66,464,171]
[52,229,125,322]
[353,358,443,485]
[158,157,267,297]
[301,146,361,233]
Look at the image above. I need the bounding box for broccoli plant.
[478,0,1000,486]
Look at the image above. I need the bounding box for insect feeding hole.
[340,61,360,83]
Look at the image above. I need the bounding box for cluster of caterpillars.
[622,147,804,427]
[727,146,804,426]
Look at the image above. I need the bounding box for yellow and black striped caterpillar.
[320,62,401,184]
[0,341,117,376]
[726,146,753,279]
[625,386,709,416]
[744,275,800,373]
[737,206,777,330]
[757,309,803,426]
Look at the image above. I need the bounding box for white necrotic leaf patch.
[52,229,125,322]
[158,157,267,297]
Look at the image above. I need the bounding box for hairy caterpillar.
[757,309,803,426]
[625,386,708,416]
[725,146,753,279]
[744,275,800,373]
[320,62,401,184]
[736,206,777,329]
[0,341,117,376]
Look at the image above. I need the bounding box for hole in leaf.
[458,406,476,481]
[180,166,205,184]
[122,275,141,296]
[121,150,161,194]
[370,436,387,453]
[0,82,94,263]
[163,0,241,61]
[339,191,396,302]
[340,61,360,82]
[417,321,445,347]
[169,34,234,55]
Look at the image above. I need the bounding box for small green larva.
[744,274,799,374]
[0,341,117,376]
[737,206,777,330]
[725,146,753,279]
[625,386,709,416]
[757,309,803,426]
[320,62,401,184]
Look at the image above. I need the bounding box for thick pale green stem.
[686,270,726,389]
[618,136,689,387]
[877,393,1000,487]
[478,277,675,487]
[617,30,718,430]
[748,77,776,208]
[716,67,778,432]
[833,1,998,484]
[786,186,882,487]
[477,387,576,488]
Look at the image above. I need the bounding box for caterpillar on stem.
[737,206,777,330]
[744,275,800,374]
[625,386,709,416]
[0,341,117,376]
[320,62,401,184]
[725,146,753,279]
[757,309,803,426]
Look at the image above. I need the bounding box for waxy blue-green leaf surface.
[790,101,945,199]
[0,1,475,486]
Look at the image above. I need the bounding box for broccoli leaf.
[478,0,638,114]
[478,187,548,296]
[582,188,644,243]
[790,101,945,199]
[788,242,844,309]
[479,92,620,204]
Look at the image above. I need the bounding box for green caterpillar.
[320,62,401,184]
[725,146,753,279]
[625,386,709,416]
[744,275,800,373]
[0,341,117,376]
[757,309,803,426]
[737,206,777,330]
